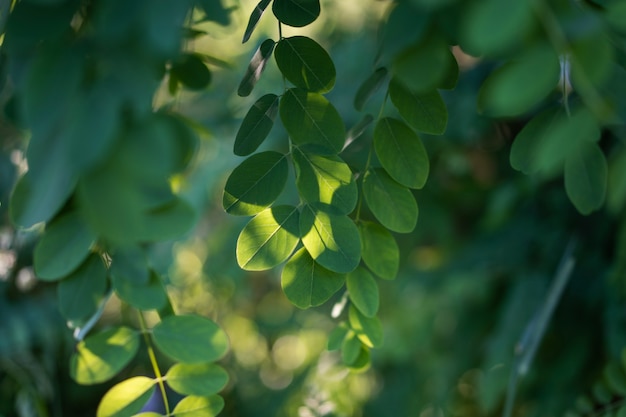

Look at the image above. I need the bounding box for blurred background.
[0,0,624,416]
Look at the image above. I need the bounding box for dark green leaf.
[293,148,357,214]
[363,168,418,233]
[570,30,614,90]
[171,53,212,90]
[34,211,95,281]
[70,327,140,385]
[374,117,429,189]
[354,67,388,111]
[346,114,375,146]
[238,39,275,97]
[346,267,379,317]
[166,363,229,397]
[607,2,626,34]
[58,254,107,323]
[272,0,320,27]
[275,36,336,93]
[348,305,383,348]
[604,362,626,395]
[223,151,289,215]
[236,205,300,270]
[242,0,273,43]
[280,88,345,153]
[172,395,224,417]
[234,94,280,156]
[389,78,447,135]
[300,204,361,273]
[341,331,362,366]
[281,247,346,308]
[358,221,399,280]
[96,377,156,417]
[510,107,560,175]
[110,246,150,285]
[608,148,626,215]
[112,269,168,311]
[197,0,231,26]
[564,142,607,215]
[152,315,229,363]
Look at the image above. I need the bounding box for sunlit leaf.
[34,211,95,281]
[238,39,275,97]
[70,327,140,385]
[564,142,607,215]
[358,221,399,280]
[112,269,168,311]
[172,395,225,417]
[374,117,429,189]
[242,0,272,43]
[281,247,346,308]
[96,377,156,417]
[346,267,379,318]
[300,204,361,273]
[363,168,418,233]
[354,67,388,111]
[234,94,279,156]
[58,254,107,323]
[348,305,383,348]
[347,346,371,372]
[275,36,336,93]
[166,363,229,397]
[280,88,345,153]
[272,0,320,27]
[293,148,357,214]
[152,315,229,364]
[236,205,300,270]
[388,78,447,135]
[171,53,212,90]
[223,151,289,215]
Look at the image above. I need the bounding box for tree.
[0,0,625,416]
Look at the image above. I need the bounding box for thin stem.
[138,311,170,416]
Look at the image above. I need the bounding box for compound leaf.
[96,377,156,417]
[358,221,399,280]
[564,141,607,215]
[275,36,335,93]
[272,0,320,27]
[389,78,447,135]
[234,94,280,156]
[363,168,418,233]
[346,267,379,318]
[166,363,229,397]
[238,39,275,97]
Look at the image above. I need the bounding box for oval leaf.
[299,204,361,273]
[388,78,447,135]
[358,221,399,280]
[96,377,156,417]
[223,151,289,215]
[564,142,608,215]
[354,67,388,111]
[166,363,229,397]
[236,205,300,270]
[234,94,280,156]
[70,326,140,385]
[112,269,168,311]
[152,315,229,364]
[58,254,107,323]
[374,117,429,189]
[346,267,379,318]
[242,0,272,43]
[171,53,212,90]
[293,148,357,214]
[34,210,95,281]
[348,305,383,348]
[341,331,362,366]
[280,88,345,153]
[272,0,320,27]
[281,247,346,308]
[275,36,336,93]
[363,168,418,233]
[109,246,150,285]
[238,39,275,97]
[172,395,225,417]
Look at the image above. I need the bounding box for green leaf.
[300,204,361,273]
[363,168,418,233]
[281,247,346,308]
[346,114,375,145]
[358,221,399,280]
[478,43,560,117]
[388,78,447,135]
[238,39,275,97]
[354,67,388,111]
[272,0,320,27]
[96,377,156,417]
[510,107,560,175]
[280,88,345,153]
[275,36,336,93]
[608,148,626,215]
[112,269,168,311]
[564,142,607,215]
[109,246,150,285]
[570,30,614,90]
[242,0,272,43]
[347,346,371,372]
[327,322,349,351]
[607,1,626,34]
[172,395,225,417]
[33,211,95,281]
[293,148,357,214]
[604,362,626,395]
[171,53,212,90]
[166,363,229,397]
[234,94,280,156]
[197,0,230,26]
[70,326,140,385]
[152,315,229,364]
[341,331,362,366]
[236,205,300,270]
[223,151,289,215]
[346,267,379,317]
[58,254,107,323]
[374,117,429,189]
[348,305,383,348]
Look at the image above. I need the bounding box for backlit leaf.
[363,168,418,233]
[341,331,362,366]
[172,395,225,417]
[238,39,275,97]
[242,0,272,43]
[389,78,447,135]
[358,221,399,280]
[223,151,289,215]
[234,94,279,156]
[374,117,429,189]
[70,327,140,385]
[281,247,346,308]
[96,377,156,417]
[272,0,320,27]
[564,142,607,215]
[166,363,229,397]
[280,88,345,153]
[275,36,336,93]
[354,67,388,111]
[346,267,379,318]
[152,315,229,364]
[236,205,300,270]
[327,322,349,351]
[58,254,107,323]
[348,305,383,348]
[112,269,168,311]
[300,204,361,273]
[171,53,212,90]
